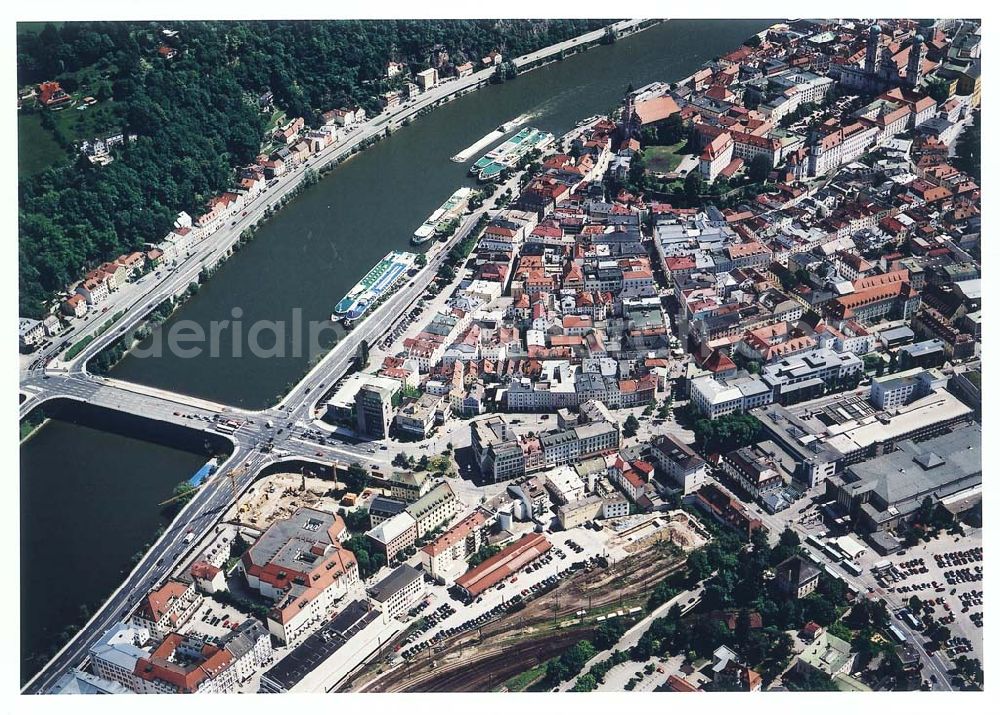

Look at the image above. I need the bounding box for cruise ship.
[470,127,555,181]
[333,251,417,323]
[412,187,473,244]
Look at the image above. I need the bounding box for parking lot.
[394,527,615,661]
[868,528,983,662]
[597,653,689,692]
[179,596,247,641]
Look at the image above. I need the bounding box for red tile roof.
[634,95,681,125]
[421,510,489,557]
[134,633,232,693]
[454,532,551,598]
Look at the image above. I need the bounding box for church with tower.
[839,24,928,94]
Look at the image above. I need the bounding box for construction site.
[222,470,350,530]
[605,510,711,554]
[347,533,695,693]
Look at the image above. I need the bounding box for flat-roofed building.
[760,348,864,406]
[602,495,629,519]
[690,372,772,418]
[796,631,855,680]
[415,67,438,90]
[259,600,387,694]
[395,392,447,438]
[557,495,603,529]
[89,623,150,691]
[543,464,586,505]
[367,564,424,619]
[507,475,551,521]
[239,507,358,644]
[870,367,947,409]
[898,339,947,370]
[753,386,973,484]
[827,425,981,533]
[325,373,402,422]
[472,416,524,482]
[48,669,131,694]
[356,382,398,439]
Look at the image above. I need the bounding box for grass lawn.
[261,109,287,152]
[18,113,67,177]
[642,141,688,174]
[500,659,552,692]
[49,98,122,144]
[264,108,287,134]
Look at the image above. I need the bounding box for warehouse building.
[453,532,551,600]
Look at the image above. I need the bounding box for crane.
[158,464,245,506]
[158,483,203,507]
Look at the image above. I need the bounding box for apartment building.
[130,581,201,640]
[472,417,526,482]
[133,633,237,694]
[366,512,418,564]
[406,482,458,538]
[89,623,150,691]
[369,496,408,527]
[720,441,793,500]
[650,433,709,494]
[420,509,491,579]
[387,470,432,503]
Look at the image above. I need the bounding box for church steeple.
[906,35,926,87]
[864,23,882,74]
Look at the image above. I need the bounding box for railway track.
[354,547,689,693]
[374,627,594,692]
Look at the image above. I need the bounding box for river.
[20,18,772,684]
[20,420,207,682]
[109,19,772,408]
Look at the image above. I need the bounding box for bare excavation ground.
[348,540,688,693]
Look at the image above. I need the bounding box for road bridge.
[17,48,545,691]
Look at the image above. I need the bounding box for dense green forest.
[17,19,609,316]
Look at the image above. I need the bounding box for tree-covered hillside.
[17,19,609,316]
